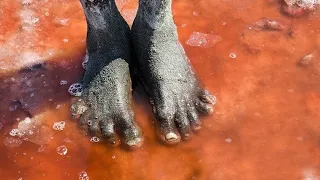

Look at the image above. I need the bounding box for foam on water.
[60,80,68,85]
[52,121,66,131]
[186,32,222,48]
[4,137,23,148]
[79,171,89,180]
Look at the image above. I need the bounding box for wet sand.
[0,0,320,179]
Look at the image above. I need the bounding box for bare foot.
[71,0,142,148]
[131,0,216,143]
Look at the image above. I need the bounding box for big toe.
[155,105,181,144]
[119,120,143,148]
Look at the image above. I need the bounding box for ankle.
[80,0,123,29]
[135,0,174,29]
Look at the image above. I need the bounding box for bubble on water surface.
[56,145,68,155]
[90,136,100,143]
[225,138,232,143]
[79,171,89,180]
[229,53,237,59]
[87,120,92,126]
[53,121,66,131]
[9,129,20,137]
[186,32,222,48]
[60,80,68,85]
[68,83,83,97]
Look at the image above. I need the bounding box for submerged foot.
[71,0,142,148]
[131,0,216,144]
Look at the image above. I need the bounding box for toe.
[175,110,191,140]
[187,106,201,132]
[199,89,216,105]
[124,127,142,149]
[155,105,180,144]
[70,98,88,119]
[117,114,143,148]
[195,99,214,115]
[88,117,101,136]
[116,111,142,148]
[100,120,117,145]
[78,110,91,134]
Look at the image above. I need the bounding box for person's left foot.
[131,0,216,144]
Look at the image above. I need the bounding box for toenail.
[127,137,142,147]
[208,107,214,114]
[165,132,178,141]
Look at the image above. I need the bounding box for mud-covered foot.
[71,0,142,148]
[131,0,216,144]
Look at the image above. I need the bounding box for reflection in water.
[0,0,320,179]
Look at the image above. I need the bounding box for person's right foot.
[71,0,142,148]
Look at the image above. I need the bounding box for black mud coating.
[131,0,215,143]
[72,0,142,148]
[84,0,108,9]
[74,0,215,147]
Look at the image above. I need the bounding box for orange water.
[0,0,320,179]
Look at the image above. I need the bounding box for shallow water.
[0,0,320,179]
